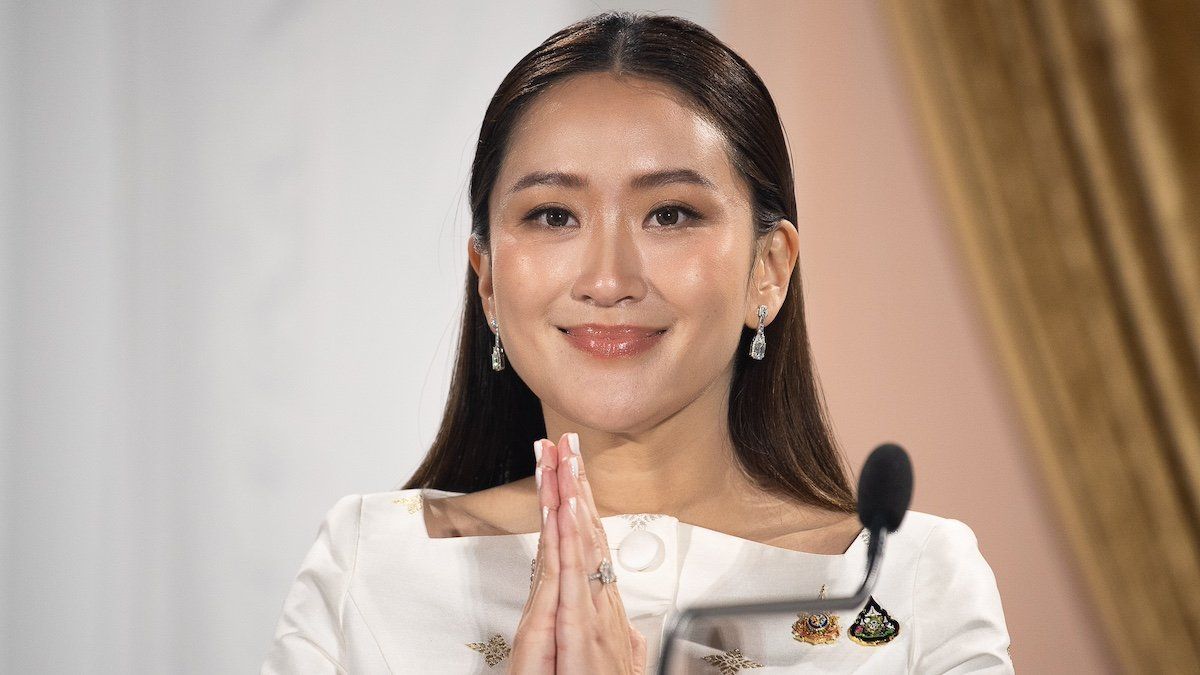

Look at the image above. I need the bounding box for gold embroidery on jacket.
[466,634,511,667]
[393,494,422,514]
[701,647,764,673]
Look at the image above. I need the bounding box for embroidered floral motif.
[466,634,511,667]
[620,513,665,530]
[701,647,764,674]
[392,494,422,514]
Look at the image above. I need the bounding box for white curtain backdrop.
[0,1,715,671]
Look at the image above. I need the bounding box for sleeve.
[910,518,1014,674]
[261,494,364,675]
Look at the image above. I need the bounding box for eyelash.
[522,203,703,229]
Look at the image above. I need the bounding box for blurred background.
[3,0,1196,672]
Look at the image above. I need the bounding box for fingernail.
[533,440,543,462]
[542,505,549,523]
[536,465,542,489]
[569,456,578,479]
[567,433,580,456]
[568,496,576,515]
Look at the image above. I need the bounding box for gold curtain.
[882,0,1200,671]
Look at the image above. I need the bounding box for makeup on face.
[557,323,667,359]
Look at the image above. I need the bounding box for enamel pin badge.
[848,596,900,646]
[791,584,840,645]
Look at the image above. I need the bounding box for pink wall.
[718,1,1117,672]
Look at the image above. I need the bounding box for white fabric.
[262,488,1013,674]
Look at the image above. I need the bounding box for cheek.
[489,240,565,324]
[650,234,747,322]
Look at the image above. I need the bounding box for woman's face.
[470,72,797,435]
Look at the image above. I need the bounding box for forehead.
[495,72,744,199]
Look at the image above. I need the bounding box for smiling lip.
[558,324,667,359]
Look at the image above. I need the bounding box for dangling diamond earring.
[749,305,768,360]
[490,316,506,371]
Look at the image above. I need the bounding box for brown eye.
[524,207,575,228]
[651,204,701,228]
[654,207,680,227]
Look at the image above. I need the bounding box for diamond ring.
[587,559,617,584]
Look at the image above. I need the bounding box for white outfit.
[262,488,1012,674]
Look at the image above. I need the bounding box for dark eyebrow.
[506,168,716,196]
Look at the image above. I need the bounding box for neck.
[542,375,765,522]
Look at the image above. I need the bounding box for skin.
[444,72,862,672]
[513,433,648,673]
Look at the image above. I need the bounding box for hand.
[508,433,647,674]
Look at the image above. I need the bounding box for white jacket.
[262,488,1013,673]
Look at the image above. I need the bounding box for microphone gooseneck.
[655,443,913,675]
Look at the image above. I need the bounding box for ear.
[467,234,496,326]
[746,219,799,328]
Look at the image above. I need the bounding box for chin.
[558,396,666,435]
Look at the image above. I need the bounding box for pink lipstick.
[558,324,667,359]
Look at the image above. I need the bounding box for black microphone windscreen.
[857,443,914,533]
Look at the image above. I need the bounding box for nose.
[570,217,648,307]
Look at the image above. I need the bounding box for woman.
[263,11,1012,674]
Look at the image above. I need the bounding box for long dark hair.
[401,11,855,513]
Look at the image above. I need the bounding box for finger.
[524,440,560,624]
[560,432,622,621]
[525,440,548,607]
[629,622,648,675]
[541,440,562,600]
[556,434,597,621]
[511,440,561,674]
[523,439,546,614]
[522,441,543,614]
[566,432,612,554]
[560,433,607,566]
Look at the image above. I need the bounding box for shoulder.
[884,511,1002,607]
[352,479,540,538]
[885,511,1013,672]
[351,488,435,537]
[439,477,540,535]
[313,493,366,545]
[887,512,1000,590]
[301,489,430,545]
[887,511,982,558]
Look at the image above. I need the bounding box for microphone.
[856,442,914,585]
[655,443,914,674]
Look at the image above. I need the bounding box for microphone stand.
[655,527,887,675]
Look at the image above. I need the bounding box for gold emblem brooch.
[791,584,840,645]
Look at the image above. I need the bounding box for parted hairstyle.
[401,11,855,514]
